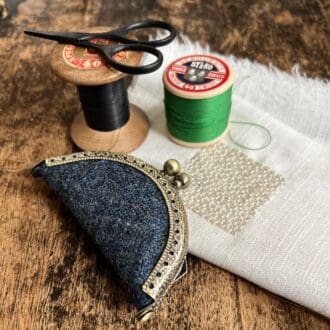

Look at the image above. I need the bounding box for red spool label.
[165,55,230,92]
[62,38,126,70]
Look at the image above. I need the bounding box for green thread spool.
[163,55,234,148]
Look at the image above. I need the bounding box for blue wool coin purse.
[32,151,189,321]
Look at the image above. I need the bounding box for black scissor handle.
[24,20,175,75]
[99,43,163,75]
[100,20,176,47]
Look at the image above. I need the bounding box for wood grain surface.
[0,0,329,329]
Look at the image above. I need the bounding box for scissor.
[24,20,176,75]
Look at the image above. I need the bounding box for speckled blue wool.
[33,159,170,310]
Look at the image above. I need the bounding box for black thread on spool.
[77,79,130,131]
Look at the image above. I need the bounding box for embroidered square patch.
[181,144,284,234]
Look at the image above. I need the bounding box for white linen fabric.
[129,36,330,317]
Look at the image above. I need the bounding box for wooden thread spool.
[163,54,234,148]
[50,27,149,152]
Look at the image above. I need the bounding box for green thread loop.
[228,121,272,151]
[164,86,232,143]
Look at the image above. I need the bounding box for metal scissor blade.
[24,30,89,43]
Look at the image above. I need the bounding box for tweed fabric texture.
[34,159,169,310]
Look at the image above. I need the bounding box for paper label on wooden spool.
[62,40,127,70]
[164,55,233,99]
[50,27,142,86]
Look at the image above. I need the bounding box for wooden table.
[0,0,329,328]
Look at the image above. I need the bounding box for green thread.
[228,121,272,151]
[164,86,232,143]
[164,82,271,150]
